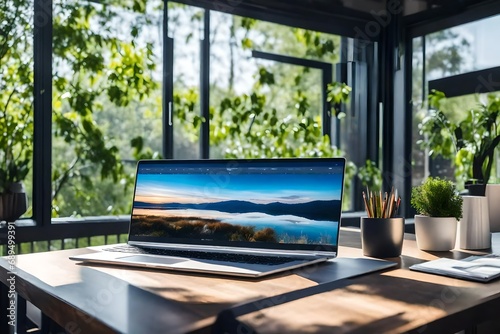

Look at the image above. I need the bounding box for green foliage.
[293,29,336,58]
[327,82,352,117]
[424,30,471,77]
[3,1,357,218]
[0,109,32,193]
[174,88,205,143]
[50,0,160,216]
[0,0,163,215]
[358,160,382,192]
[202,13,350,166]
[131,136,161,160]
[206,80,355,208]
[410,177,463,220]
[419,90,500,185]
[210,87,350,159]
[173,12,355,206]
[0,0,33,193]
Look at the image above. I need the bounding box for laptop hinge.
[128,241,336,258]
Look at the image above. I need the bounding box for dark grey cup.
[361,217,404,258]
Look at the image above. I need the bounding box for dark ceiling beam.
[428,66,500,98]
[170,0,379,39]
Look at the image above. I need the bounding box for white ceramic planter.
[486,184,500,233]
[414,215,457,251]
[457,196,491,250]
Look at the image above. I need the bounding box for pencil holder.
[361,217,404,258]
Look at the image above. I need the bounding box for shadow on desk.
[41,266,235,334]
[213,268,492,334]
[71,257,396,333]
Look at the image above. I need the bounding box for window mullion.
[164,2,174,159]
[200,9,210,159]
[33,0,53,226]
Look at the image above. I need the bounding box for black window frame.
[405,1,500,218]
[2,0,393,244]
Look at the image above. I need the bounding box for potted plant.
[360,187,404,258]
[420,90,500,196]
[411,177,463,251]
[0,159,30,223]
[1,9,33,223]
[0,106,32,223]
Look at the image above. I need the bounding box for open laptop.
[70,158,347,277]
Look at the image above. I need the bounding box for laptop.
[70,158,347,277]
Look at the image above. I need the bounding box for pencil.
[362,187,401,218]
[362,191,372,218]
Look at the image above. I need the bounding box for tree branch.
[52,157,79,201]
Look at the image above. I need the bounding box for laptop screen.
[129,158,345,252]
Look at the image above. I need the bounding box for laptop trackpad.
[119,255,187,265]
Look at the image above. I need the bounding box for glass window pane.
[412,37,426,187]
[0,0,34,218]
[52,0,163,217]
[426,14,500,81]
[167,5,371,212]
[412,14,500,190]
[207,13,340,159]
[428,93,498,187]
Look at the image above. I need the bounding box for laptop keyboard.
[104,245,306,266]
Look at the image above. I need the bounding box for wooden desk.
[1,229,500,334]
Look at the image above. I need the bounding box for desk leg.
[41,313,63,334]
[464,327,477,334]
[16,295,27,334]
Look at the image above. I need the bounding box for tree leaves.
[327,82,351,117]
[0,0,33,193]
[420,90,500,185]
[49,0,160,215]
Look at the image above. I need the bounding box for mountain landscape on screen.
[130,171,343,245]
[133,199,340,221]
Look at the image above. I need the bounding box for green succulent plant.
[410,177,463,221]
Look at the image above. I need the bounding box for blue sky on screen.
[135,173,342,205]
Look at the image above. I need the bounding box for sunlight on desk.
[14,249,85,287]
[381,268,476,287]
[89,265,316,304]
[237,281,448,333]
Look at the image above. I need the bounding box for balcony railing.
[0,216,130,256]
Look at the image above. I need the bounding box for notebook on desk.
[410,254,500,282]
[71,158,390,278]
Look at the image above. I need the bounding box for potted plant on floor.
[411,176,463,251]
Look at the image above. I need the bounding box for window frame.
[406,1,500,217]
[2,0,384,244]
